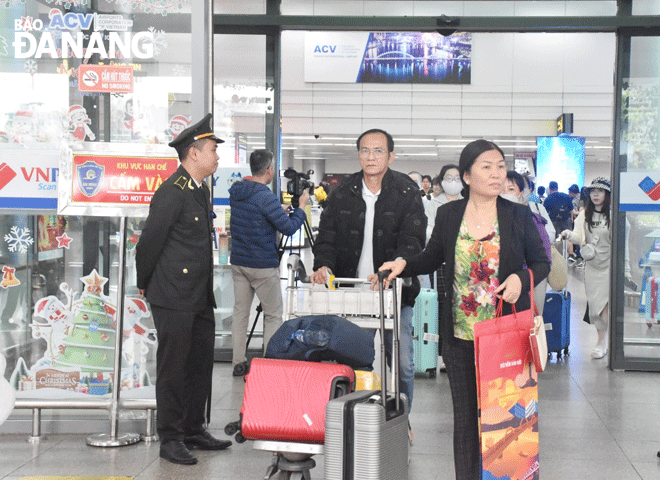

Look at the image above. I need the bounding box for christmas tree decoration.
[1,266,20,289]
[52,269,116,385]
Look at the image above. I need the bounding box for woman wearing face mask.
[502,171,555,315]
[426,164,463,241]
[561,177,612,359]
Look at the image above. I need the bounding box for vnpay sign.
[14,9,154,59]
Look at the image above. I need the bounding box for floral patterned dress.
[453,219,501,341]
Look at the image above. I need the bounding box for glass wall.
[613,35,660,369]
[0,1,191,399]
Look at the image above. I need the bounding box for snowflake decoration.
[4,226,34,253]
[172,64,186,77]
[24,59,37,74]
[147,27,168,57]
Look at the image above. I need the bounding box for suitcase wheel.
[428,368,437,379]
[235,432,247,443]
[563,347,569,356]
[224,420,240,436]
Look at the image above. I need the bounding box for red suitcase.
[239,358,354,444]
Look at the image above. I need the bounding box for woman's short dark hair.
[356,128,394,153]
[439,164,460,181]
[506,171,525,193]
[458,140,505,196]
[432,176,441,186]
[250,149,273,176]
[538,186,546,196]
[421,174,432,183]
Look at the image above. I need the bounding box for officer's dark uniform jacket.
[136,164,216,311]
[312,168,426,307]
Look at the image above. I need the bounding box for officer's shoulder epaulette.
[173,176,188,190]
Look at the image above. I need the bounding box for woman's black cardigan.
[402,197,550,346]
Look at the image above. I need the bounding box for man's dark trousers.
[151,304,215,441]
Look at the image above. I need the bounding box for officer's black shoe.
[232,361,248,377]
[184,429,232,451]
[160,440,198,465]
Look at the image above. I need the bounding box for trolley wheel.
[648,322,653,329]
[224,421,240,436]
[428,368,437,379]
[563,347,569,356]
[263,464,278,480]
[235,432,247,443]
[556,350,562,359]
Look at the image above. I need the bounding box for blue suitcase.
[412,288,439,377]
[544,289,571,358]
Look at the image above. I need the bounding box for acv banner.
[304,31,471,84]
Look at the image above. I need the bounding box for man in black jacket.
[136,114,231,465]
[310,128,426,422]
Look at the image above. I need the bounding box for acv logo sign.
[314,45,337,53]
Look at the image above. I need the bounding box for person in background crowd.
[525,175,541,203]
[408,171,423,190]
[229,149,309,377]
[136,114,231,465]
[562,177,612,359]
[537,185,546,201]
[568,183,584,266]
[312,129,426,443]
[421,174,433,198]
[426,164,463,241]
[544,180,574,236]
[503,170,554,315]
[378,139,549,480]
[432,176,442,198]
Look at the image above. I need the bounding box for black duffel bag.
[265,315,375,370]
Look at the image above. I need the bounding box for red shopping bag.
[474,276,540,480]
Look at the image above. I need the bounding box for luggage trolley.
[227,255,402,480]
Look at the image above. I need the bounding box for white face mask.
[441,180,463,196]
[500,193,521,204]
[522,188,531,203]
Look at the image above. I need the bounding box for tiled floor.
[1,269,660,479]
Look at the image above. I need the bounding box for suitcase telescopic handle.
[376,270,401,412]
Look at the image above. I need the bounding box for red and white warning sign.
[78,65,134,94]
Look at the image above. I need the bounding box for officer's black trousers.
[151,304,215,442]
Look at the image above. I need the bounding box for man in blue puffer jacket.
[229,149,309,376]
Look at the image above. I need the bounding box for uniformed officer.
[136,113,231,465]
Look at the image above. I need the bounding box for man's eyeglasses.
[359,148,388,158]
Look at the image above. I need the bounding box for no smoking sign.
[81,70,99,88]
[77,65,134,94]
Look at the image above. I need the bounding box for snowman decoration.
[67,104,96,141]
[0,353,16,426]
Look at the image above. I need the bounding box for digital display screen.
[536,136,585,194]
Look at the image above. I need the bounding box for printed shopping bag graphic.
[474,312,539,480]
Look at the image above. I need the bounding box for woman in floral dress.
[380,139,549,480]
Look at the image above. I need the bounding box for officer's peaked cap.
[168,113,224,155]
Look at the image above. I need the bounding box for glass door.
[612,35,660,370]
[212,33,274,361]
